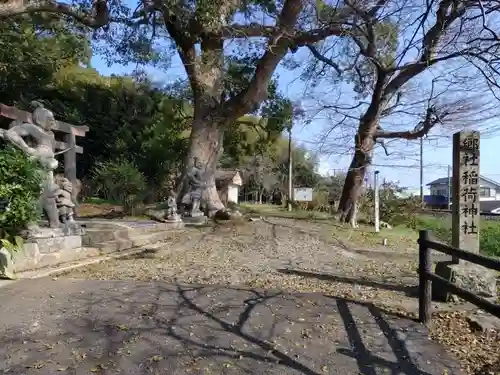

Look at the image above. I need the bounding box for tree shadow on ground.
[277,268,418,297]
[0,280,464,375]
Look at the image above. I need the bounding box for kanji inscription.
[452,131,480,253]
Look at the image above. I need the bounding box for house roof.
[215,169,242,187]
[427,175,500,188]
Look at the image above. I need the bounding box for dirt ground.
[62,217,500,375]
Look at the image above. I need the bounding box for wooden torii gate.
[0,103,89,187]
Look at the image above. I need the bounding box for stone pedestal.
[166,214,182,223]
[433,260,497,302]
[22,223,85,239]
[182,215,208,226]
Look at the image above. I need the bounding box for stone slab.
[433,260,497,302]
[466,310,500,336]
[12,242,101,272]
[24,224,85,239]
[35,235,82,254]
[182,215,208,226]
[12,242,41,271]
[0,279,466,375]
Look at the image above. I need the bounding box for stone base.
[182,215,208,226]
[13,234,83,272]
[432,260,497,302]
[22,222,85,239]
[0,247,15,279]
[166,214,182,223]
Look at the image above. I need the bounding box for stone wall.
[13,234,97,272]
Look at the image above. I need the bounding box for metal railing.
[417,230,500,325]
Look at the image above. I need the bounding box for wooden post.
[418,230,432,325]
[64,132,77,185]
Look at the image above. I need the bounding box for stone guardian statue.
[181,157,206,217]
[0,101,70,230]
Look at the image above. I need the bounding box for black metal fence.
[417,230,500,325]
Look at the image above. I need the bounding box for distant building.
[215,170,243,205]
[425,175,500,212]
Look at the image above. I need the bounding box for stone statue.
[165,190,181,222]
[0,101,69,230]
[55,178,76,224]
[181,157,206,217]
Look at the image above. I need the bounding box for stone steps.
[12,220,185,275]
[82,221,184,246]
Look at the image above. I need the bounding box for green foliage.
[0,236,24,260]
[411,215,452,244]
[90,160,146,213]
[359,181,423,226]
[0,16,90,105]
[0,145,43,237]
[412,215,500,258]
[480,222,500,257]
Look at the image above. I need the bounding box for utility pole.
[374,170,380,233]
[447,164,451,209]
[420,137,424,204]
[287,125,293,212]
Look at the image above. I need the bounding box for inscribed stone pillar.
[451,131,480,254]
[433,130,497,302]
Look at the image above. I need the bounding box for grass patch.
[241,203,417,250]
[412,215,500,258]
[242,203,500,257]
[82,197,120,205]
[240,203,333,220]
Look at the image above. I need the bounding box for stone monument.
[433,131,497,301]
[0,101,81,235]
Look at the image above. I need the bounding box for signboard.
[293,188,313,202]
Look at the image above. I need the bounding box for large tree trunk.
[187,115,225,216]
[337,147,372,227]
[337,70,390,228]
[337,121,377,227]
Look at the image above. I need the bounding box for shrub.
[411,215,452,244]
[359,182,423,226]
[0,145,43,239]
[90,159,146,214]
[480,222,500,257]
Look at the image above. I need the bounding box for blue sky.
[91,40,500,196]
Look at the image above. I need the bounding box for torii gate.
[0,103,88,187]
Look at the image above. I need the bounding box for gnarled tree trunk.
[186,115,225,216]
[337,141,373,227]
[337,112,380,227]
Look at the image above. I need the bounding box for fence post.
[418,230,432,325]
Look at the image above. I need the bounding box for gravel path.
[65,220,419,308]
[62,218,499,374]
